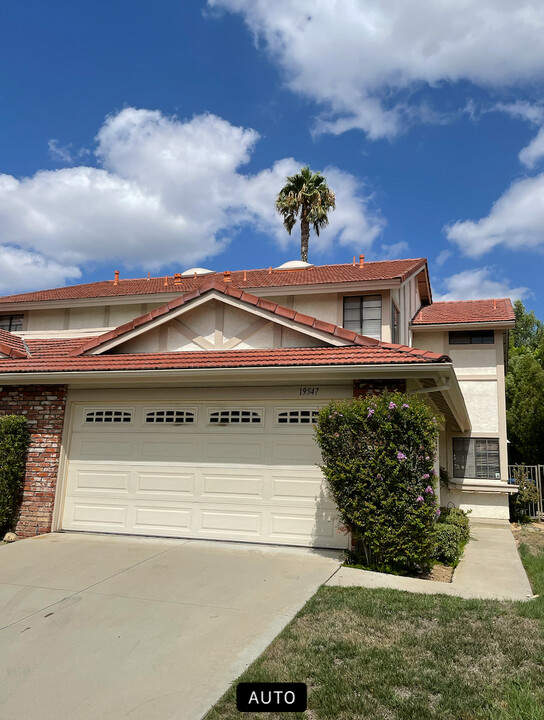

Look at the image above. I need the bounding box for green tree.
[276,166,336,263]
[506,352,544,465]
[511,299,544,353]
[506,300,544,465]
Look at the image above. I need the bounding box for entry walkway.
[326,519,534,601]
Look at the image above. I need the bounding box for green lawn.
[206,526,544,720]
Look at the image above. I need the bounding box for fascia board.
[0,361,456,387]
[412,321,515,331]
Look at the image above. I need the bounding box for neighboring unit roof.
[0,329,27,358]
[0,258,428,305]
[412,298,515,326]
[0,344,450,375]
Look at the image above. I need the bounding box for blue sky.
[0,1,543,316]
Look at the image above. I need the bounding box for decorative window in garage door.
[208,409,262,425]
[277,408,319,424]
[145,409,196,424]
[84,409,132,423]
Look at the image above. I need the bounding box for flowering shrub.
[315,392,442,574]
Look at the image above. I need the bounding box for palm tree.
[276,166,336,263]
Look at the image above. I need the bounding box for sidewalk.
[326,519,534,601]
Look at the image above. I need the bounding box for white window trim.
[83,408,134,425]
[275,407,320,427]
[207,407,264,426]
[143,407,198,425]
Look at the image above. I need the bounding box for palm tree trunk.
[300,215,310,262]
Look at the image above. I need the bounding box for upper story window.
[0,314,23,332]
[392,303,400,344]
[343,295,382,340]
[449,330,494,345]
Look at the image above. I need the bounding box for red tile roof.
[0,329,27,358]
[412,298,515,326]
[0,259,427,305]
[0,344,449,375]
[73,279,394,356]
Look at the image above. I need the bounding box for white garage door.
[61,400,348,549]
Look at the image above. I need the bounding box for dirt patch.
[417,563,453,583]
[511,522,544,554]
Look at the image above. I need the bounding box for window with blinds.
[343,295,382,340]
[453,438,500,479]
[0,314,24,332]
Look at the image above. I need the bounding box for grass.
[206,525,544,720]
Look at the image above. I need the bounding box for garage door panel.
[140,439,198,462]
[133,505,193,533]
[201,472,264,499]
[74,437,135,462]
[136,472,195,496]
[69,503,128,527]
[68,469,130,493]
[271,476,327,503]
[270,508,340,542]
[271,439,321,465]
[203,438,266,463]
[198,508,263,537]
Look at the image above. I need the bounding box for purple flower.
[435,508,441,516]
[402,403,409,409]
[422,473,430,480]
[425,486,434,494]
[376,474,383,481]
[416,495,424,503]
[397,451,407,461]
[425,456,430,460]
[334,432,339,437]
[367,408,375,418]
[389,401,397,409]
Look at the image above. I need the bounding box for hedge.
[0,415,30,531]
[315,392,442,575]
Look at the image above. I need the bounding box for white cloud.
[0,246,81,294]
[48,139,74,164]
[493,102,544,168]
[0,108,383,294]
[435,267,529,302]
[445,173,544,256]
[380,241,409,260]
[519,127,544,168]
[209,0,544,139]
[436,249,452,267]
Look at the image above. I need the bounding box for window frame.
[0,314,24,332]
[144,408,197,425]
[275,407,320,426]
[452,437,501,479]
[448,330,494,345]
[391,301,400,344]
[207,408,264,426]
[342,294,382,340]
[84,409,133,424]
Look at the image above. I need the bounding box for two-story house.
[0,256,516,547]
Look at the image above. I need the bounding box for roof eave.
[412,320,515,331]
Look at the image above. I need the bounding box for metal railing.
[508,464,544,519]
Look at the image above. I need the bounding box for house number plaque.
[299,386,320,396]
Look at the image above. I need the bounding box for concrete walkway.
[326,519,534,601]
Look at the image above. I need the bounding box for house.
[0,256,516,548]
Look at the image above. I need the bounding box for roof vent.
[275,260,314,270]
[181,267,214,277]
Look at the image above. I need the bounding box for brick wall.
[0,385,67,538]
[353,379,407,398]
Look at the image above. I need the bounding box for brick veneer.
[0,385,67,538]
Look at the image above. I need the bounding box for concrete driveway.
[0,533,341,720]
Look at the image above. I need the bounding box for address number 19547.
[299,387,320,396]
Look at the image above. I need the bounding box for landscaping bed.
[206,528,544,720]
